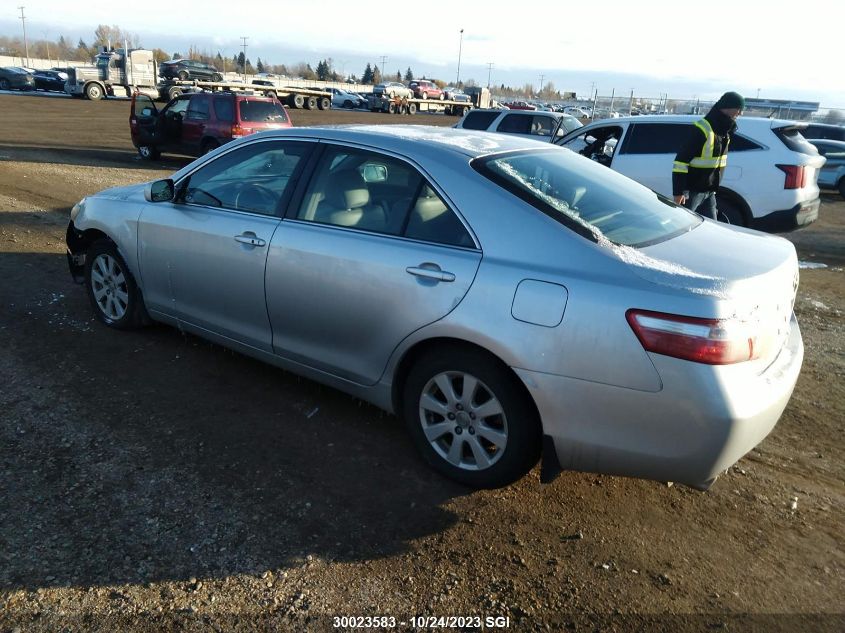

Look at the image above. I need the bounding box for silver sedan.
[66,125,803,490]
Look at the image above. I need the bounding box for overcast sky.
[3,0,843,106]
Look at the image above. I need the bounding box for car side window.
[296,145,473,247]
[497,114,532,134]
[186,96,210,120]
[462,111,500,130]
[530,115,554,137]
[620,123,690,154]
[178,141,311,216]
[728,134,763,152]
[213,96,234,123]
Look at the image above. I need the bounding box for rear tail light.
[626,309,772,365]
[776,164,807,189]
[231,124,253,138]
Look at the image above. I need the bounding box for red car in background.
[504,101,537,110]
[408,79,444,100]
[130,91,292,160]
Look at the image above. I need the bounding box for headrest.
[326,169,370,209]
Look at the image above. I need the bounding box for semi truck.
[64,47,158,100]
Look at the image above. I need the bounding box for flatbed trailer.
[158,79,332,110]
[366,93,473,116]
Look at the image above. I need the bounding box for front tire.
[211,73,223,82]
[715,193,746,226]
[0,79,10,90]
[85,83,103,100]
[85,240,148,330]
[137,145,161,160]
[402,348,541,488]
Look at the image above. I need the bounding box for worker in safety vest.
[672,91,745,220]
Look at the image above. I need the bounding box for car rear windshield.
[238,99,288,123]
[473,149,700,247]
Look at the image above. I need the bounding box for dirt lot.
[0,93,843,632]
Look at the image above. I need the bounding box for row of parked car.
[0,66,70,92]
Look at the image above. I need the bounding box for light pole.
[456,29,464,88]
[18,6,29,67]
[486,62,493,89]
[240,36,248,83]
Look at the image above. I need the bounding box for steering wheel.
[234,183,277,212]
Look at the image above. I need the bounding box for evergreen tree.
[404,67,414,82]
[256,57,265,73]
[362,63,373,84]
[236,52,246,72]
[396,70,401,81]
[316,59,329,81]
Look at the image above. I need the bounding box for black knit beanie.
[714,91,745,110]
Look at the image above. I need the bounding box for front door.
[130,93,158,147]
[181,94,211,155]
[137,139,314,350]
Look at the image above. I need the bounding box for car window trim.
[282,139,481,251]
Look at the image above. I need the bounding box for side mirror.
[361,163,388,183]
[145,179,175,203]
[141,107,153,116]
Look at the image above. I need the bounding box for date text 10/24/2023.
[333,615,511,629]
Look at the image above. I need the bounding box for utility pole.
[379,55,387,83]
[456,29,464,88]
[240,36,248,83]
[18,6,29,67]
[486,62,493,88]
[538,74,545,98]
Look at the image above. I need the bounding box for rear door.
[266,143,481,385]
[612,122,689,195]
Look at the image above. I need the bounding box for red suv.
[130,91,292,159]
[408,79,444,100]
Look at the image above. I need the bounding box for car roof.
[579,114,801,129]
[225,125,551,159]
[471,108,572,119]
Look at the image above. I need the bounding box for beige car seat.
[313,169,386,231]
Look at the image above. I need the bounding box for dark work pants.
[685,191,717,220]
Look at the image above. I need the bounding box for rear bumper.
[519,315,803,489]
[750,197,819,233]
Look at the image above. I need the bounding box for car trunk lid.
[622,221,799,371]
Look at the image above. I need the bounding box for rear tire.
[201,139,219,155]
[838,178,845,199]
[167,86,183,101]
[715,193,747,226]
[305,96,317,110]
[212,73,223,82]
[318,96,330,110]
[407,103,417,115]
[0,79,10,90]
[402,348,541,488]
[289,93,305,109]
[178,71,189,80]
[85,240,148,330]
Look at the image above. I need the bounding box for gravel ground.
[0,93,843,632]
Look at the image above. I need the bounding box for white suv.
[555,115,824,232]
[454,109,582,142]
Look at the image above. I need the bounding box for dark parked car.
[807,139,845,197]
[32,69,68,92]
[130,91,292,159]
[159,59,223,82]
[801,123,845,142]
[0,66,35,91]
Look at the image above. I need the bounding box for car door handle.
[234,233,266,247]
[406,265,455,282]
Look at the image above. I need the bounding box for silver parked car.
[66,126,804,490]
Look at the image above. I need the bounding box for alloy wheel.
[90,253,129,321]
[417,371,508,471]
